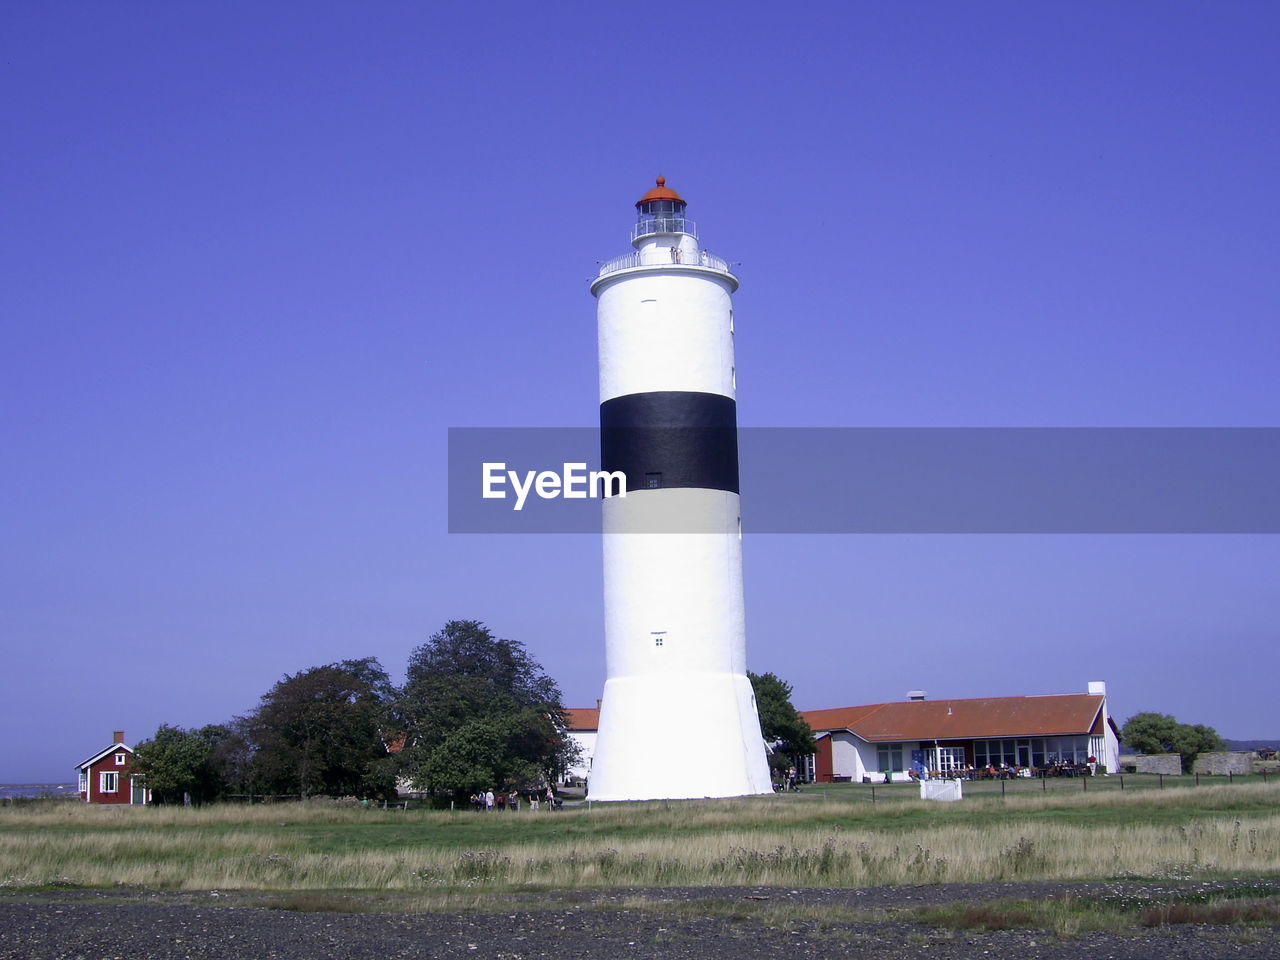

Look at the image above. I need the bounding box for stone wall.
[1119,753,1183,775]
[1192,752,1254,776]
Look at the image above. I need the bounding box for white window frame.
[936,746,966,774]
[115,753,127,765]
[877,743,905,772]
[100,771,119,794]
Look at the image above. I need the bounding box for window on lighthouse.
[645,472,662,489]
[639,200,681,217]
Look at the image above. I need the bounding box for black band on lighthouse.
[600,391,739,494]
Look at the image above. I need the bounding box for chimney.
[907,690,927,702]
[113,730,125,744]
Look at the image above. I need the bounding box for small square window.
[654,637,663,646]
[645,472,662,489]
[115,753,126,765]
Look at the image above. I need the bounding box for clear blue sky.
[3,2,1277,782]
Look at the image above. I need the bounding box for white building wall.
[566,730,596,782]
[831,737,928,783]
[596,271,736,403]
[829,732,861,779]
[1089,681,1121,772]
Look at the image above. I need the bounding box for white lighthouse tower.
[588,178,773,801]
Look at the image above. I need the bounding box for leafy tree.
[398,620,576,796]
[1120,712,1225,769]
[750,671,816,776]
[132,723,240,804]
[240,657,399,798]
[416,715,518,795]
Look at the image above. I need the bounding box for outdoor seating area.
[905,761,1097,781]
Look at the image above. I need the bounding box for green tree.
[132,723,239,804]
[417,716,517,795]
[749,671,817,777]
[240,657,399,798]
[1120,712,1225,769]
[398,620,576,796]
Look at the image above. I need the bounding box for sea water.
[0,784,79,799]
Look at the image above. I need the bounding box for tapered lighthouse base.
[587,672,773,801]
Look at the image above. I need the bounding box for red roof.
[563,708,599,731]
[636,176,684,207]
[802,694,1106,742]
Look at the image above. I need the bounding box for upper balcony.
[631,216,699,242]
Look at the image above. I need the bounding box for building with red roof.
[801,682,1119,782]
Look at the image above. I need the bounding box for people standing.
[484,788,495,812]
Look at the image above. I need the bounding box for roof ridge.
[804,692,1101,712]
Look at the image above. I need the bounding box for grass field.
[2,776,1277,892]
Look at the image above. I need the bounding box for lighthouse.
[587,178,773,801]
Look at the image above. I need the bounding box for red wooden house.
[76,730,149,804]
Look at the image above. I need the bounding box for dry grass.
[615,894,885,929]
[918,888,1280,935]
[1138,897,1280,926]
[4,783,1279,892]
[0,800,410,829]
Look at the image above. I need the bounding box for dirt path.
[3,878,1278,959]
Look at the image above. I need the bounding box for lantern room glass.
[635,198,692,239]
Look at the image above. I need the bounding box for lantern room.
[632,176,697,241]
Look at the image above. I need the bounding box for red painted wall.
[85,751,134,804]
[814,737,834,782]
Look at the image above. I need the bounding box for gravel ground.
[3,878,1279,959]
